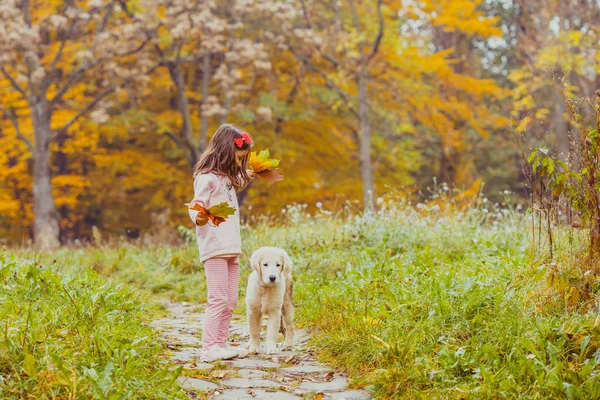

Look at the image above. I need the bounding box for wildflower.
[376,197,384,204]
[516,204,523,211]
[416,203,424,210]
[316,202,322,209]
[483,198,489,204]
[482,209,488,214]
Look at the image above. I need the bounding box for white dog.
[246,247,294,354]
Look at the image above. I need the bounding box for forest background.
[1,0,597,247]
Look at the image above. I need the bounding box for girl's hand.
[195,213,209,226]
[246,169,257,179]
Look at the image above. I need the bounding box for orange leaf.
[257,168,284,184]
[184,201,236,227]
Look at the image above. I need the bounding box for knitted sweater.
[188,173,241,263]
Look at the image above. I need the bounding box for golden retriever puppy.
[246,247,294,354]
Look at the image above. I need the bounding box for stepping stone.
[281,365,331,374]
[210,389,301,399]
[177,376,219,392]
[221,378,281,389]
[164,334,200,347]
[226,358,279,369]
[238,369,269,379]
[258,350,297,359]
[296,377,348,393]
[210,369,238,379]
[295,329,310,344]
[152,318,201,329]
[184,362,214,371]
[324,390,373,400]
[171,347,203,362]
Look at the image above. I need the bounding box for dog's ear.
[282,250,293,278]
[250,249,263,273]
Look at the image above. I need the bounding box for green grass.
[6,198,600,398]
[0,252,185,399]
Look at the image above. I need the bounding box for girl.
[188,124,254,362]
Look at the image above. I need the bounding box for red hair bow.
[234,132,253,148]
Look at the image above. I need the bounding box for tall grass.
[0,251,184,399]
[244,199,600,398]
[8,195,600,398]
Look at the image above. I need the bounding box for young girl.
[188,124,254,362]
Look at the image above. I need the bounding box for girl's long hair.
[193,124,252,192]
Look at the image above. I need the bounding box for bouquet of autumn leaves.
[249,149,284,184]
[185,149,283,227]
[185,201,236,227]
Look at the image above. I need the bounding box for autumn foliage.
[0,0,595,245]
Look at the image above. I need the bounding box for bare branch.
[365,0,384,66]
[0,104,33,151]
[51,86,116,140]
[51,63,161,140]
[286,44,359,118]
[51,38,149,107]
[164,130,194,165]
[50,58,103,106]
[22,0,32,27]
[300,0,312,29]
[49,21,78,77]
[1,66,28,98]
[98,1,116,34]
[160,56,203,65]
[348,0,383,66]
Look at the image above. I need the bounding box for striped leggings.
[202,257,240,350]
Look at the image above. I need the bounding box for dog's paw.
[281,342,294,351]
[247,343,260,354]
[265,343,278,354]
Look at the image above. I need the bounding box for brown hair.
[193,124,253,192]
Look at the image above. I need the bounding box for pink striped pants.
[202,257,240,350]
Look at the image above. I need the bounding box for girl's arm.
[188,174,215,226]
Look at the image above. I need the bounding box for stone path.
[150,302,373,400]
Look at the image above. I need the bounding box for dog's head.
[250,247,293,286]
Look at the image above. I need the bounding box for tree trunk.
[199,53,210,153]
[358,66,374,209]
[31,100,60,249]
[173,63,199,167]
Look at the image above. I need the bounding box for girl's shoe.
[201,346,238,362]
[228,345,250,359]
[220,343,250,359]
